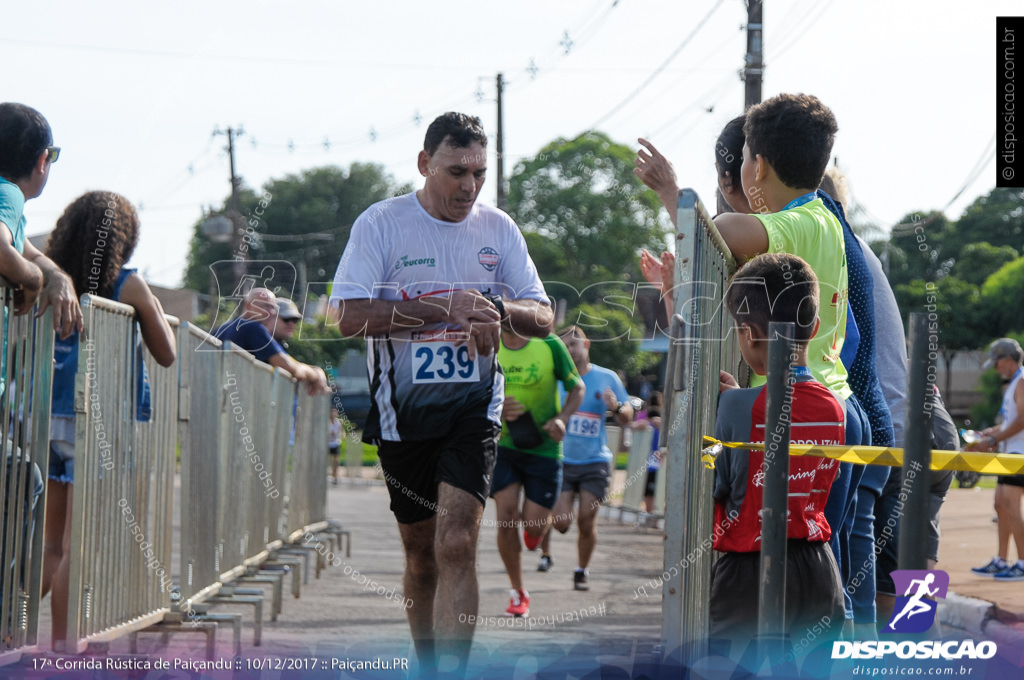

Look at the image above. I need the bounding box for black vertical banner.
[998,17,1023,187]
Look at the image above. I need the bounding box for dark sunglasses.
[45,146,60,164]
[282,317,300,324]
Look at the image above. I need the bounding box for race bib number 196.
[567,412,602,438]
[412,341,479,384]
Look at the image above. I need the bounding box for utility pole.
[743,1,763,110]
[496,73,506,211]
[214,125,246,283]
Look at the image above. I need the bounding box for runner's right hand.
[447,289,500,359]
[503,396,524,422]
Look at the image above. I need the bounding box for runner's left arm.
[982,378,1024,449]
[503,298,553,338]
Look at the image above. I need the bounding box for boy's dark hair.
[725,253,819,343]
[715,114,745,182]
[423,112,487,157]
[0,103,53,181]
[743,94,837,190]
[46,191,140,299]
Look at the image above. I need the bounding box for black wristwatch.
[615,402,628,414]
[485,294,508,320]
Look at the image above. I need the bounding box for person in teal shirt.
[0,102,83,338]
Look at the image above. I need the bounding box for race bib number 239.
[412,341,479,384]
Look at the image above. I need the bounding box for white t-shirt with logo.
[331,192,547,441]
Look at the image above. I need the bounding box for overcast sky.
[3,0,1013,288]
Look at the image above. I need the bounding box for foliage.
[183,163,412,294]
[563,302,660,378]
[873,188,1024,365]
[952,242,1019,287]
[507,131,668,303]
[286,318,365,369]
[893,277,983,397]
[873,211,951,289]
[980,256,1024,336]
[892,277,982,352]
[870,188,1024,411]
[944,188,1024,259]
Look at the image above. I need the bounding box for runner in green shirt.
[491,325,584,617]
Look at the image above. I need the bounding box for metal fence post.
[898,312,933,571]
[660,189,739,670]
[759,322,794,649]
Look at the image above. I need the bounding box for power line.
[646,71,738,140]
[769,0,838,62]
[586,0,729,131]
[3,37,497,71]
[943,133,997,210]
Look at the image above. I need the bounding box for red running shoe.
[505,589,530,617]
[523,530,542,551]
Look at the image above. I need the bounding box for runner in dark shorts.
[330,113,554,674]
[490,328,582,616]
[540,326,632,591]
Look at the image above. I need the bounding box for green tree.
[943,187,1024,259]
[285,318,364,369]
[893,276,982,398]
[506,131,668,304]
[980,255,1024,335]
[952,242,1019,287]
[183,163,411,295]
[870,210,951,289]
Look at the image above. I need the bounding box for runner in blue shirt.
[538,325,632,590]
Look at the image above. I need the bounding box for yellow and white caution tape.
[700,436,1024,475]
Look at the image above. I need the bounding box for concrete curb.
[941,589,1024,660]
[940,591,995,635]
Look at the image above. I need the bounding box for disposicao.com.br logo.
[884,569,949,633]
[832,569,997,661]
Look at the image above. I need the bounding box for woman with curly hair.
[41,191,175,646]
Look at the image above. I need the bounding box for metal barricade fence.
[620,427,654,513]
[287,388,330,540]
[219,347,277,574]
[241,355,278,559]
[177,324,226,605]
[64,295,178,653]
[268,371,292,545]
[0,298,332,658]
[136,314,179,625]
[178,325,320,608]
[0,296,54,666]
[661,189,739,667]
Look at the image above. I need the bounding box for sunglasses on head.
[45,146,60,164]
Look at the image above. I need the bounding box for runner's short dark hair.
[423,112,487,157]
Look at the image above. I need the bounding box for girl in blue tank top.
[41,191,176,647]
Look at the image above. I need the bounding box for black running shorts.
[377,416,500,524]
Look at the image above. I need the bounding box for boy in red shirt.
[710,253,845,644]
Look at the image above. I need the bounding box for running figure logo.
[884,570,949,633]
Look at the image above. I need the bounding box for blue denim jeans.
[847,464,891,623]
[823,394,871,619]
